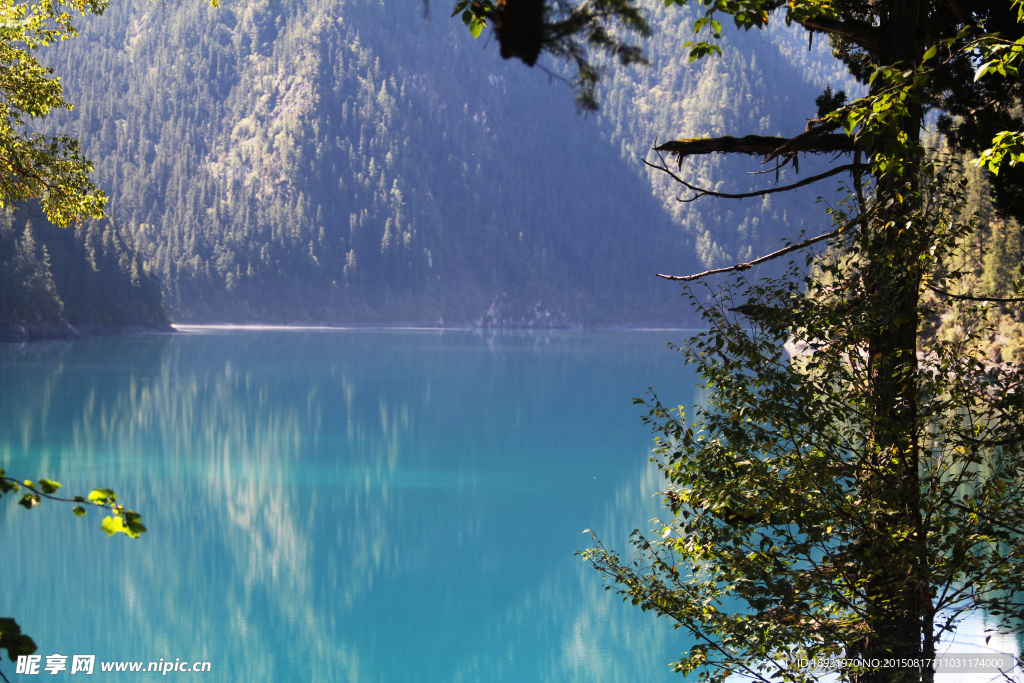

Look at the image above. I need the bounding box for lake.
[0,329,699,682]
[0,329,1018,682]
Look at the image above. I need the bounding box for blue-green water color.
[0,329,702,682]
[1,329,1017,682]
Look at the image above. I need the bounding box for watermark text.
[15,654,211,675]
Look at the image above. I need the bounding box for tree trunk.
[856,1,934,681]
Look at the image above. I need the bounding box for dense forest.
[0,209,169,340]
[24,0,839,325]
[0,0,1012,328]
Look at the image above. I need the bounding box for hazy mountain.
[34,0,848,325]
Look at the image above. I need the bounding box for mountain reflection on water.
[0,330,1018,682]
[0,330,695,682]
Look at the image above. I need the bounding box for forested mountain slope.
[37,0,846,324]
[0,209,170,340]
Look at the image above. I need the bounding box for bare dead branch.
[764,128,855,165]
[926,284,1024,303]
[644,157,867,202]
[655,133,853,160]
[656,226,850,282]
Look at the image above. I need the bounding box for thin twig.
[747,159,787,175]
[656,226,850,282]
[949,501,1024,536]
[0,477,124,513]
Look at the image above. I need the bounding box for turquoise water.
[1,329,1018,682]
[0,329,700,682]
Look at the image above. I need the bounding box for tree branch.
[0,476,124,513]
[926,284,1024,303]
[949,501,1024,536]
[655,133,854,161]
[644,158,867,202]
[762,128,855,165]
[793,16,880,52]
[656,226,849,282]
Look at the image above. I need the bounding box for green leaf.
[18,494,40,510]
[38,479,60,494]
[922,43,938,63]
[87,488,117,504]
[101,515,128,536]
[126,521,147,537]
[123,510,147,537]
[101,511,146,538]
[72,505,86,517]
[469,16,486,38]
[0,617,38,661]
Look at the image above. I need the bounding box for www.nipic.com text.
[15,655,212,675]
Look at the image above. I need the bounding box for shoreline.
[0,320,175,343]
[172,322,699,333]
[2,320,700,343]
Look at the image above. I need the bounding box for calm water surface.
[0,329,1017,682]
[0,329,700,682]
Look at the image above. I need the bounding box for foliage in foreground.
[0,469,146,661]
[452,0,1024,678]
[583,166,1024,682]
[0,0,109,225]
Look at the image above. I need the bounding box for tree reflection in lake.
[2,330,1014,682]
[0,330,695,682]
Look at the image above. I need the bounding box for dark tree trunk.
[855,1,934,681]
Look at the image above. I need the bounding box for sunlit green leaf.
[87,488,117,504]
[100,515,128,537]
